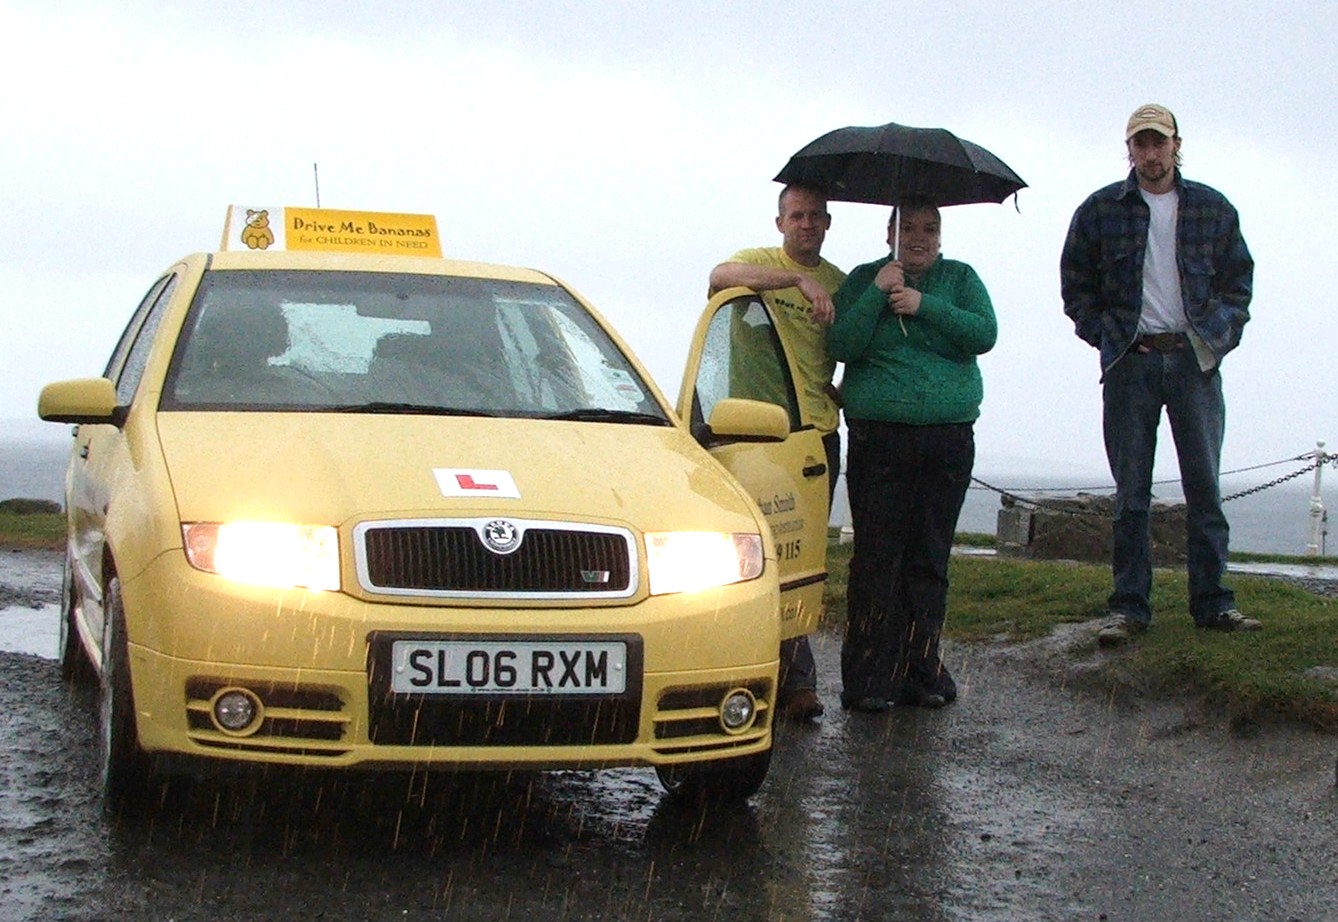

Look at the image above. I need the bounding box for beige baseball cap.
[1126,104,1178,139]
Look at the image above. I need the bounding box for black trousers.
[841,419,973,703]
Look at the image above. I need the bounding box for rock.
[996,492,1186,565]
[1302,666,1338,687]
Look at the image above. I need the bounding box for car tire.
[58,553,95,685]
[99,575,150,813]
[655,747,771,803]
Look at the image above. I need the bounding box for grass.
[0,509,65,550]
[4,513,1335,729]
[822,531,1338,731]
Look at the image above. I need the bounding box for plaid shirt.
[1060,169,1253,374]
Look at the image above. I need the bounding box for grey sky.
[4,0,1335,482]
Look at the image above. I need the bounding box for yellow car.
[39,207,830,809]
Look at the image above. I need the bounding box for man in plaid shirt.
[1060,104,1257,646]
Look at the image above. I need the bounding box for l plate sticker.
[434,468,521,499]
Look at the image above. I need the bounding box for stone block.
[994,492,1187,565]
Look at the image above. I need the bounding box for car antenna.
[313,162,321,208]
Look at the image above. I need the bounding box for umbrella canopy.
[773,121,1026,207]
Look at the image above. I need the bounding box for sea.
[1,419,1330,557]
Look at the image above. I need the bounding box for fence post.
[1307,440,1327,556]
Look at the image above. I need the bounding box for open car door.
[676,289,831,640]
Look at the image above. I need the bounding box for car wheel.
[58,553,94,684]
[99,575,150,812]
[655,748,771,803]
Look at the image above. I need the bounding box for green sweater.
[829,254,997,425]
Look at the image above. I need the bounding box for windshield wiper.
[541,408,670,425]
[327,402,495,417]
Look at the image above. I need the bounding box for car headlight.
[644,532,764,596]
[182,522,340,591]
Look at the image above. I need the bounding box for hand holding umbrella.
[886,282,923,320]
[873,258,921,332]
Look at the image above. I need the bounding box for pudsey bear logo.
[240,209,275,250]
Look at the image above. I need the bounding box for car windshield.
[160,270,669,423]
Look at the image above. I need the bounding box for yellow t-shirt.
[728,247,846,434]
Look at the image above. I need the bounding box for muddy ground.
[1,548,1335,922]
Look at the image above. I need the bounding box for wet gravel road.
[1,548,1336,921]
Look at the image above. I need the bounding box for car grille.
[354,518,637,599]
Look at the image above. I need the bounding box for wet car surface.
[38,233,844,806]
[3,549,1336,921]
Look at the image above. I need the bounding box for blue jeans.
[1102,342,1234,625]
[841,420,973,703]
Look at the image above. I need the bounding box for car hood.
[155,412,761,534]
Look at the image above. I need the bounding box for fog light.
[213,688,260,734]
[719,689,756,732]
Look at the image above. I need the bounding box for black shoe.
[927,667,957,704]
[893,686,951,709]
[840,696,889,714]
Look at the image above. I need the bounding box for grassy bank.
[823,535,1338,730]
[0,508,64,550]
[4,512,1335,729]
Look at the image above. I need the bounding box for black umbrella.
[773,121,1026,208]
[775,121,1025,335]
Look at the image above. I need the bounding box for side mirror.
[38,378,123,426]
[706,397,791,443]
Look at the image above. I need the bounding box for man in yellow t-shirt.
[709,183,846,721]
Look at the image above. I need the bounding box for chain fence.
[970,449,1336,521]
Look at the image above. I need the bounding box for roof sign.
[221,206,442,257]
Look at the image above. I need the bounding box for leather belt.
[1136,332,1185,352]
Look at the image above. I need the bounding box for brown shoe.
[1198,609,1262,632]
[1096,613,1148,647]
[778,687,824,721]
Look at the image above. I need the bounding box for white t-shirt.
[1137,187,1219,370]
[1138,187,1186,335]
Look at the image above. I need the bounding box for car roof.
[199,249,562,285]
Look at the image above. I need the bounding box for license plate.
[390,640,628,695]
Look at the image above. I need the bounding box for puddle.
[1228,561,1338,580]
[0,603,59,659]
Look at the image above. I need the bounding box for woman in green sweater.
[828,204,997,712]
